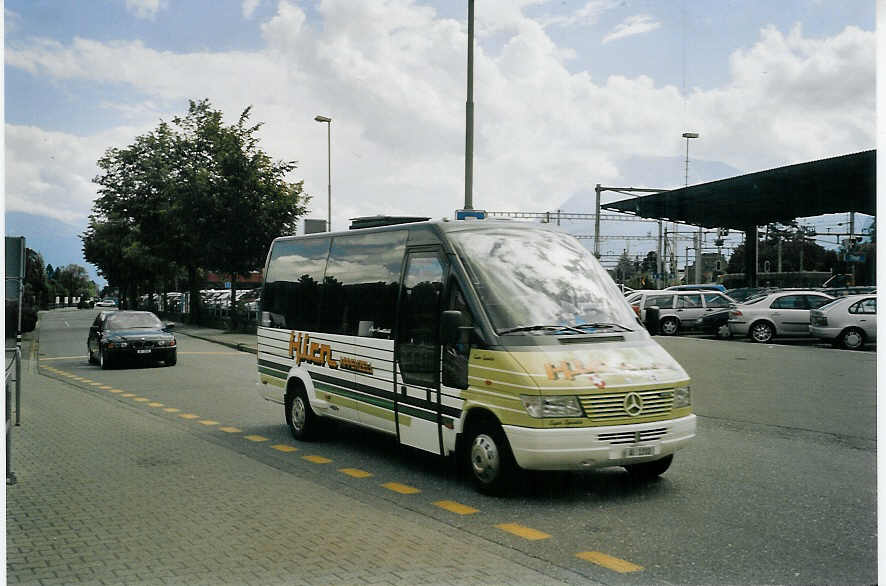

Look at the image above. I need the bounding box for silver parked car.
[629,290,736,335]
[810,294,876,350]
[728,290,834,343]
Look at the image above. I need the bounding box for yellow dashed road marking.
[271,444,299,453]
[88,382,104,386]
[303,455,332,464]
[198,420,219,426]
[576,551,643,573]
[339,468,372,478]
[178,413,200,420]
[219,426,242,433]
[495,523,551,541]
[433,500,479,515]
[163,407,180,412]
[109,389,124,394]
[244,435,269,442]
[382,482,420,495]
[120,393,136,398]
[133,398,150,402]
[99,386,113,390]
[148,402,164,407]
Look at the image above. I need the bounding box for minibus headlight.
[520,395,584,418]
[673,386,691,408]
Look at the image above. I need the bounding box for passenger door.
[394,250,447,455]
[769,295,809,335]
[675,293,704,327]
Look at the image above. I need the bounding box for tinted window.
[262,237,331,330]
[849,298,877,314]
[703,293,731,308]
[319,231,407,337]
[677,294,702,308]
[771,295,805,309]
[805,295,833,310]
[644,294,674,309]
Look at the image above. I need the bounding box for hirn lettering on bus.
[544,359,607,388]
[289,332,338,368]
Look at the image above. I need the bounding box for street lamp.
[314,115,332,232]
[682,131,701,282]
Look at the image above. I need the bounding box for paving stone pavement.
[6,336,598,585]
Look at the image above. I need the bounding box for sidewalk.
[169,322,258,355]
[5,332,594,585]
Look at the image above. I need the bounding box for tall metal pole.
[682,132,701,283]
[594,184,602,258]
[464,0,475,210]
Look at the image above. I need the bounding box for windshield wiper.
[497,324,587,335]
[569,322,634,332]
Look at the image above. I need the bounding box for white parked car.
[810,294,876,350]
[94,298,117,308]
[728,290,834,343]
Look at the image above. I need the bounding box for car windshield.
[106,313,163,330]
[449,227,637,334]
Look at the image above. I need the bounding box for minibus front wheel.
[285,383,319,441]
[464,416,515,495]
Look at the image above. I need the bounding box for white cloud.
[540,0,620,29]
[602,14,662,44]
[242,0,262,19]
[124,0,169,21]
[4,3,876,232]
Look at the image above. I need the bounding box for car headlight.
[673,386,691,408]
[520,395,584,418]
[156,339,176,347]
[106,341,128,348]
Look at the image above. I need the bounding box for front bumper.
[106,347,175,361]
[503,414,696,471]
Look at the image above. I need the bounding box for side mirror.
[164,322,175,330]
[441,310,462,345]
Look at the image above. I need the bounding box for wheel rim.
[290,396,306,432]
[717,325,731,339]
[661,320,677,335]
[843,330,863,349]
[470,433,500,484]
[751,323,772,342]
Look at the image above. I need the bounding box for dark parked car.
[699,309,732,338]
[87,310,176,369]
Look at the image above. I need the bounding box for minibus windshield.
[450,227,638,335]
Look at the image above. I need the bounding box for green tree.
[85,98,309,321]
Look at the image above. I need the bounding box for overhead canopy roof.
[603,150,876,230]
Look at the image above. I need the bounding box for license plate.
[137,349,152,354]
[623,445,658,458]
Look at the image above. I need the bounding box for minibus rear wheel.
[285,385,318,441]
[464,417,515,495]
[624,454,673,480]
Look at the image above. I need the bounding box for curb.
[174,329,258,355]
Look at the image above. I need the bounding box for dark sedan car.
[87,311,177,369]
[699,308,732,338]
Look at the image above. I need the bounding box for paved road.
[9,309,877,584]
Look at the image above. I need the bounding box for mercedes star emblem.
[623,392,644,416]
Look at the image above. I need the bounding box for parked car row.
[625,286,876,350]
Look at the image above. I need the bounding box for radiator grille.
[597,427,668,445]
[579,389,674,421]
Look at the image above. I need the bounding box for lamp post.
[314,115,332,231]
[682,131,700,282]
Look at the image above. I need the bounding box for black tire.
[624,454,673,480]
[99,348,112,370]
[166,350,177,366]
[88,347,97,365]
[659,317,679,336]
[285,386,319,441]
[749,321,774,343]
[463,417,516,495]
[840,327,866,350]
[716,324,732,339]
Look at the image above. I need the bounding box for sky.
[3,0,877,286]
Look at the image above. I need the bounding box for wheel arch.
[455,406,502,456]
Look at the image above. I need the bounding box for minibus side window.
[320,231,407,338]
[397,253,445,388]
[261,238,331,330]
